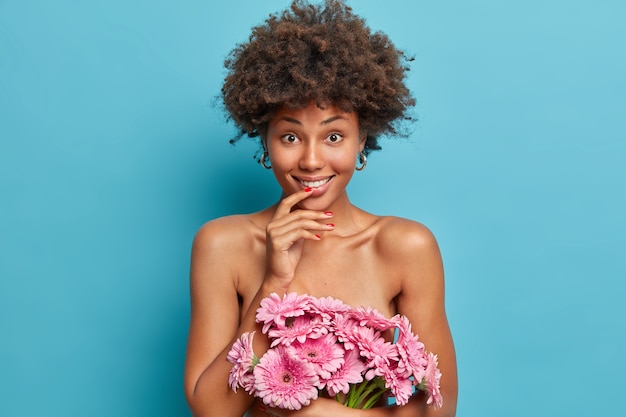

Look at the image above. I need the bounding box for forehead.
[270,102,359,127]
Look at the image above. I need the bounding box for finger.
[268,218,334,240]
[268,209,333,230]
[268,226,326,251]
[273,187,314,218]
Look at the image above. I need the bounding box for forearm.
[262,392,455,417]
[188,353,253,417]
[362,393,456,417]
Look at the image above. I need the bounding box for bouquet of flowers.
[227,292,443,411]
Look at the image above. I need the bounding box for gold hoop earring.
[260,151,272,169]
[355,152,367,171]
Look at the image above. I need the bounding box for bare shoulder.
[190,213,267,287]
[189,212,267,294]
[193,213,263,252]
[373,216,440,259]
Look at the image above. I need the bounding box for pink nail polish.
[327,224,334,228]
[324,211,333,216]
[315,234,321,239]
[304,187,312,192]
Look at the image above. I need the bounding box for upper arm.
[386,220,458,415]
[184,218,244,398]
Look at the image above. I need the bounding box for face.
[265,102,366,211]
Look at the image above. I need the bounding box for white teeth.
[300,177,331,188]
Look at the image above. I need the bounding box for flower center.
[282,373,291,383]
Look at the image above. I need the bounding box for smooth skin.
[184,103,458,417]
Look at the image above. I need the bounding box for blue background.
[1,0,624,415]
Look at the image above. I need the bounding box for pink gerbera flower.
[424,352,443,409]
[309,296,351,323]
[239,372,257,395]
[323,348,365,396]
[226,331,257,392]
[394,316,427,380]
[352,325,398,368]
[331,313,361,351]
[350,306,397,331]
[286,333,345,380]
[377,362,414,406]
[256,292,312,333]
[253,346,319,410]
[269,314,328,347]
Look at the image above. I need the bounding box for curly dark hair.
[221,0,415,155]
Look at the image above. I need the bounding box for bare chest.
[238,236,401,319]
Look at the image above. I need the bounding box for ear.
[358,133,367,152]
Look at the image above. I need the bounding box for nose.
[298,142,324,171]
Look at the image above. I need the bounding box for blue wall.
[1,1,624,415]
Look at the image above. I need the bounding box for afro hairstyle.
[221,0,416,155]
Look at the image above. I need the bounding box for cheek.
[267,148,292,169]
[331,150,358,171]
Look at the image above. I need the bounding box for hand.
[264,188,334,287]
[258,397,350,417]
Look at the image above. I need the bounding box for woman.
[184,1,457,416]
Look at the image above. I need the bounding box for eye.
[326,133,343,143]
[281,133,300,144]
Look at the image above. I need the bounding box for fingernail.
[324,211,333,216]
[258,405,266,412]
[304,187,312,192]
[315,234,321,239]
[327,224,334,228]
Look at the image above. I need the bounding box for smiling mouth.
[295,176,334,188]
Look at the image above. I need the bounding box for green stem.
[340,377,388,409]
[361,389,387,410]
[355,384,379,407]
[353,379,370,398]
[344,380,365,408]
[346,382,358,406]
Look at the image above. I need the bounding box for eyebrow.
[279,115,348,126]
